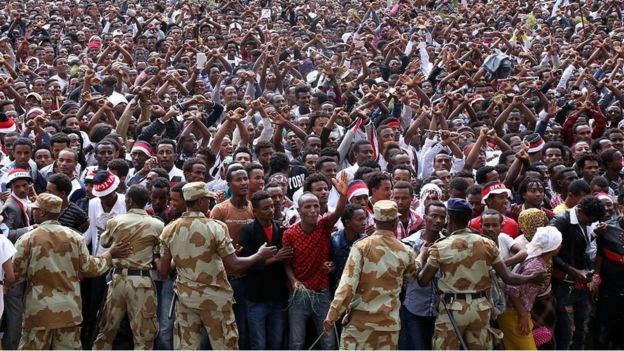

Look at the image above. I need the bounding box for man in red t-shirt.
[282,172,348,350]
[469,182,519,238]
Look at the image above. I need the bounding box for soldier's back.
[429,230,501,293]
[160,211,235,310]
[348,230,418,330]
[16,221,90,329]
[102,209,163,269]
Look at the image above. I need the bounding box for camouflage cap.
[373,200,399,221]
[182,182,216,201]
[29,193,63,214]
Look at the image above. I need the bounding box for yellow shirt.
[553,203,569,214]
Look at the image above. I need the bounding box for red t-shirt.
[282,215,332,291]
[263,225,273,243]
[469,215,519,238]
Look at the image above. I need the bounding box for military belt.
[442,290,487,302]
[112,268,151,277]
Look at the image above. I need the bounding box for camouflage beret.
[30,193,62,214]
[182,182,216,202]
[373,200,399,222]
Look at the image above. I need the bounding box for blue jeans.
[554,284,590,350]
[154,279,174,350]
[288,288,336,350]
[398,305,436,350]
[246,300,286,349]
[230,277,248,350]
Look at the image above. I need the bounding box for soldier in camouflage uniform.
[93,185,164,350]
[158,182,276,350]
[418,198,547,350]
[12,193,130,350]
[323,200,426,350]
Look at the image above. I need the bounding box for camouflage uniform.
[93,209,163,350]
[12,219,113,350]
[326,200,421,350]
[428,228,503,350]
[160,211,238,350]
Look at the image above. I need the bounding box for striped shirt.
[58,203,88,232]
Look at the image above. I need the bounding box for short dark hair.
[251,190,271,209]
[393,180,413,195]
[303,173,330,192]
[315,156,336,171]
[13,137,33,151]
[354,166,375,181]
[232,145,252,160]
[577,196,606,222]
[50,132,70,146]
[392,165,414,178]
[225,164,245,183]
[568,179,591,196]
[366,171,391,190]
[245,163,264,176]
[475,166,496,185]
[590,175,609,189]
[157,138,177,151]
[425,200,446,215]
[467,184,483,196]
[319,147,339,160]
[107,159,129,177]
[449,177,469,193]
[601,148,620,166]
[575,154,601,171]
[171,181,187,193]
[302,150,319,162]
[447,208,472,228]
[149,167,170,180]
[295,85,311,97]
[269,152,290,173]
[126,185,150,208]
[151,177,170,191]
[481,208,503,222]
[341,203,364,223]
[518,177,544,199]
[353,140,372,154]
[556,167,576,180]
[48,173,72,195]
[498,150,515,165]
[254,140,274,156]
[543,141,566,156]
[182,158,206,173]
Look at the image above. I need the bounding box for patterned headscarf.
[518,208,548,241]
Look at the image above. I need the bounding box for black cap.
[447,198,473,213]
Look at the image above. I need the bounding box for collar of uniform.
[374,229,395,236]
[182,211,206,218]
[39,220,60,226]
[450,228,472,236]
[128,208,148,215]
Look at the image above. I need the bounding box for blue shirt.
[402,229,441,317]
[330,229,366,290]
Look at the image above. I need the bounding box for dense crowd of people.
[0,0,622,349]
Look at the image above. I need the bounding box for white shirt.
[84,194,126,256]
[50,75,69,91]
[0,234,15,316]
[168,166,186,182]
[337,164,359,184]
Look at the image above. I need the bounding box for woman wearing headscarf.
[515,208,549,250]
[498,226,562,350]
